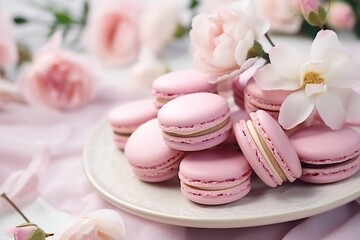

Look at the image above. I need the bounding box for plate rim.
[83,122,360,228]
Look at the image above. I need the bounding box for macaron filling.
[245,120,287,182]
[164,117,231,138]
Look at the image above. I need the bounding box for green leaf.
[318,6,327,22]
[54,11,72,25]
[14,16,28,25]
[29,227,46,240]
[189,0,199,9]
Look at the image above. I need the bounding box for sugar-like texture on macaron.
[124,118,185,182]
[179,148,252,205]
[157,92,232,151]
[108,99,158,149]
[234,110,301,187]
[291,125,360,184]
[152,69,217,108]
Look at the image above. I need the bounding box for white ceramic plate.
[83,123,360,228]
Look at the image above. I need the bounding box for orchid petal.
[269,46,303,79]
[310,30,348,63]
[316,92,345,129]
[254,64,300,90]
[0,143,50,208]
[329,87,360,126]
[278,91,315,129]
[304,84,326,96]
[324,58,360,87]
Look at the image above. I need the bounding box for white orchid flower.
[254,30,360,130]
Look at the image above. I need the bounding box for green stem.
[265,33,275,47]
[45,233,54,237]
[1,193,31,223]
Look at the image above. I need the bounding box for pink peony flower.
[20,33,100,111]
[200,0,238,12]
[256,0,303,34]
[190,0,269,83]
[83,0,142,65]
[0,10,18,66]
[327,1,356,30]
[55,209,126,240]
[139,0,179,54]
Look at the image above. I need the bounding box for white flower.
[254,30,360,130]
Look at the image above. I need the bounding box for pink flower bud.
[299,0,327,27]
[7,223,46,240]
[300,0,319,16]
[327,1,356,30]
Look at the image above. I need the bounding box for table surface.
[1,2,360,238]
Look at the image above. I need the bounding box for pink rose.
[19,33,100,110]
[0,10,18,66]
[256,0,303,34]
[327,1,356,30]
[139,0,179,54]
[190,0,269,82]
[83,0,142,65]
[55,209,126,240]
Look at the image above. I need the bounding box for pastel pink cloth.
[1,82,360,240]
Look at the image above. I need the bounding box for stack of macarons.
[106,68,360,206]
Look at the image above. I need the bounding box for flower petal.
[235,31,254,66]
[0,143,50,208]
[316,91,345,129]
[254,64,300,90]
[269,46,303,79]
[278,91,315,129]
[87,209,126,240]
[324,57,360,87]
[304,84,326,96]
[310,30,348,63]
[300,60,330,85]
[329,87,360,126]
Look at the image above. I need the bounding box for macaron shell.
[180,178,251,205]
[301,156,360,184]
[232,78,245,109]
[179,149,252,190]
[290,125,360,165]
[152,69,216,95]
[221,110,250,147]
[244,78,292,111]
[124,119,184,182]
[234,120,280,187]
[113,135,129,149]
[158,93,230,135]
[252,110,302,181]
[108,99,158,131]
[152,69,217,107]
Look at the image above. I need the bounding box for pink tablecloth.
[1,82,360,240]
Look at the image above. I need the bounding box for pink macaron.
[108,99,158,149]
[290,125,360,184]
[244,78,293,119]
[157,92,232,151]
[221,109,250,147]
[232,77,246,109]
[152,69,217,108]
[124,119,185,182]
[234,110,302,187]
[179,148,252,205]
